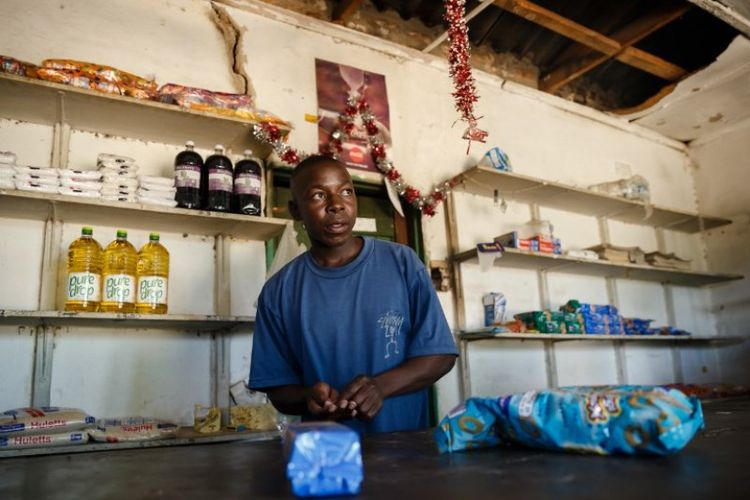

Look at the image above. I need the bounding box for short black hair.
[290,154,347,194]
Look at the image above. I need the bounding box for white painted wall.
[690,118,750,384]
[0,0,739,424]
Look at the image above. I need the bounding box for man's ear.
[288,199,302,221]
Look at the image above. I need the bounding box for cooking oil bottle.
[100,229,137,313]
[64,226,103,312]
[136,233,170,314]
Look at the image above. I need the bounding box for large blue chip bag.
[435,385,704,456]
[284,422,363,497]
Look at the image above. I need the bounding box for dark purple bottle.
[174,140,203,209]
[233,149,263,216]
[202,144,233,212]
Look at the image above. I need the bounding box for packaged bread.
[42,59,157,92]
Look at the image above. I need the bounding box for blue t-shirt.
[249,237,457,433]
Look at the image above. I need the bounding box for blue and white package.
[0,430,88,449]
[480,147,512,172]
[435,385,703,456]
[284,422,363,497]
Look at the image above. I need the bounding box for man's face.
[289,161,358,249]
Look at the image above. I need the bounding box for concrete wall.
[0,0,736,422]
[691,118,750,384]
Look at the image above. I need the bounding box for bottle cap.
[243,149,253,157]
[81,226,93,236]
[186,140,195,148]
[116,229,127,239]
[214,144,224,153]
[149,232,160,241]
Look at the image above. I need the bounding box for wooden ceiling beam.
[540,2,691,92]
[494,0,688,82]
[332,0,366,24]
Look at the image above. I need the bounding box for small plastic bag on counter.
[0,407,95,436]
[435,385,704,456]
[194,405,221,434]
[88,417,178,443]
[0,430,88,449]
[284,422,363,497]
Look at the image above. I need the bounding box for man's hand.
[307,382,357,419]
[339,375,384,420]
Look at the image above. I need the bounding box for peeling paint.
[209,1,256,99]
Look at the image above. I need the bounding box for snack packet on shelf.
[41,59,157,92]
[435,385,704,456]
[88,417,178,443]
[0,407,95,436]
[1,55,38,78]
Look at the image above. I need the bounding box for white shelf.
[452,247,742,287]
[0,73,290,155]
[0,428,279,458]
[459,330,741,343]
[0,189,289,240]
[456,166,731,233]
[0,310,254,330]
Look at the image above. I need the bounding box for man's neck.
[309,237,364,268]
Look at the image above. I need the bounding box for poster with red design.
[315,59,391,172]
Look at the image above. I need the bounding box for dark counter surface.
[2,397,748,499]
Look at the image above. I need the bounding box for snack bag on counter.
[435,385,704,456]
[1,55,38,78]
[284,422,363,497]
[194,404,221,433]
[0,430,88,450]
[0,407,95,436]
[88,417,178,443]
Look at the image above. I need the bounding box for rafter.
[332,0,366,24]
[540,2,691,92]
[493,0,688,82]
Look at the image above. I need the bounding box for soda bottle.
[174,140,203,209]
[233,150,263,216]
[64,226,103,312]
[100,229,137,313]
[136,233,170,314]
[202,144,233,212]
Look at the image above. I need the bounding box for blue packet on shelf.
[435,385,703,456]
[284,422,363,497]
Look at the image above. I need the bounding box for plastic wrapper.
[435,385,703,456]
[60,178,102,191]
[284,422,363,497]
[14,181,59,194]
[0,407,95,436]
[158,83,289,126]
[483,292,506,327]
[101,194,137,203]
[13,174,59,186]
[0,151,17,165]
[479,147,512,171]
[59,169,102,181]
[228,404,278,432]
[137,196,178,208]
[589,175,650,203]
[102,177,138,190]
[515,311,571,333]
[97,153,136,166]
[194,405,221,433]
[0,430,88,449]
[42,59,157,92]
[1,55,38,78]
[58,186,101,198]
[623,318,654,335]
[13,165,58,178]
[88,417,178,443]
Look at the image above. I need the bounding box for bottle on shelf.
[136,232,170,314]
[100,229,137,313]
[233,149,263,216]
[174,140,203,209]
[64,226,103,312]
[202,144,233,212]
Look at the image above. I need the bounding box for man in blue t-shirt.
[249,155,457,433]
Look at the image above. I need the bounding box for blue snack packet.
[284,422,363,497]
[435,385,704,456]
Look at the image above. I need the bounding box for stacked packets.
[58,169,102,198]
[137,175,177,207]
[0,151,15,189]
[99,153,138,202]
[13,165,59,194]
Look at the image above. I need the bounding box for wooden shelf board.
[0,73,290,156]
[0,310,255,330]
[456,166,731,233]
[452,247,742,287]
[459,330,741,343]
[0,189,289,241]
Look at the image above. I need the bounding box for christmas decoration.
[444,0,487,151]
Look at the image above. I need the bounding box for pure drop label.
[137,276,168,305]
[104,274,135,303]
[67,272,101,302]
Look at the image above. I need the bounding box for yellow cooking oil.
[100,229,137,313]
[64,226,103,312]
[136,232,170,314]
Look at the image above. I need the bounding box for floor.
[1,397,748,499]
